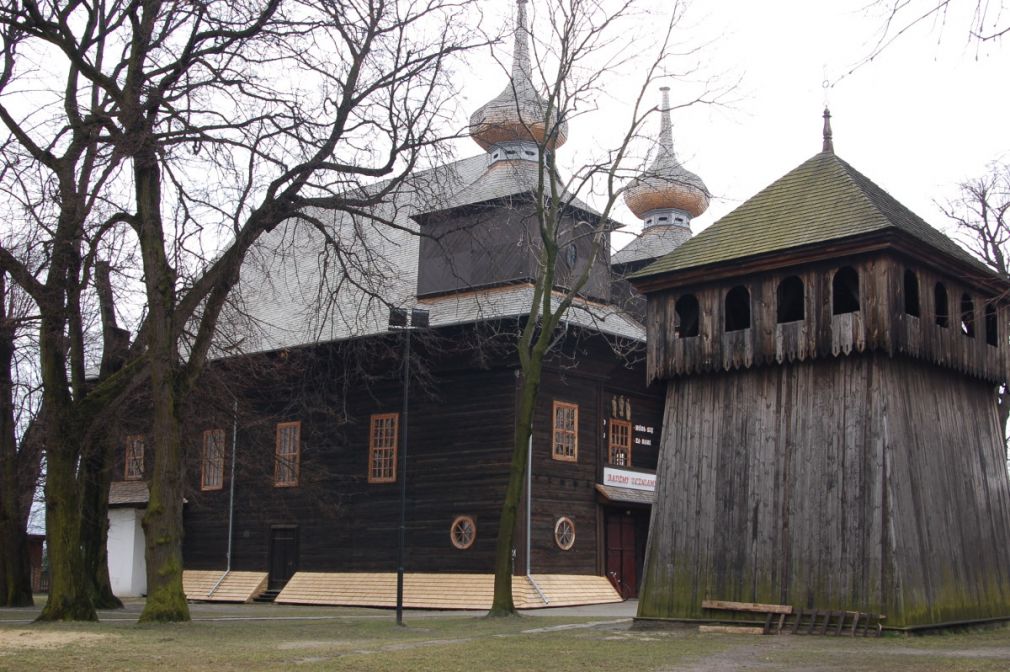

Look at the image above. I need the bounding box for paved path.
[1,597,639,624]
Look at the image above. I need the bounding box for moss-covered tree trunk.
[38,433,95,621]
[140,386,188,622]
[37,287,96,621]
[135,141,190,623]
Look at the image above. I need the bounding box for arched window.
[934,283,949,328]
[675,294,700,338]
[724,286,751,332]
[986,302,999,346]
[903,269,920,317]
[832,266,860,315]
[960,293,975,337]
[776,276,805,323]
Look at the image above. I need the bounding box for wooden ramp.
[276,573,621,610]
[183,570,268,603]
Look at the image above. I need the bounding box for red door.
[606,513,638,599]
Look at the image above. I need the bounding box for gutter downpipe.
[208,397,239,598]
[525,426,548,606]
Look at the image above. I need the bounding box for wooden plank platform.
[275,573,622,610]
[183,570,268,603]
[701,600,793,614]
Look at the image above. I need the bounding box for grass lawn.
[2,600,1010,671]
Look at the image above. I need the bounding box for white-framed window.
[552,401,578,462]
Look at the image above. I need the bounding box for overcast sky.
[451,0,1009,251]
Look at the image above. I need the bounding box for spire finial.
[822,107,834,154]
[658,86,673,157]
[512,0,532,92]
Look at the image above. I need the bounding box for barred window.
[368,413,399,484]
[552,401,578,462]
[201,429,226,491]
[608,419,632,466]
[124,435,145,480]
[274,422,301,487]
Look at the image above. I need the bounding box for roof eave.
[630,229,1008,296]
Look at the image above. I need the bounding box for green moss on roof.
[631,151,989,279]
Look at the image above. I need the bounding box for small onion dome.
[624,87,709,221]
[469,0,568,152]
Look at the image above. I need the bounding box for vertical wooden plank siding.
[638,354,1010,626]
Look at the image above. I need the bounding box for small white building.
[107,481,148,597]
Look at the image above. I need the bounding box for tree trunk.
[81,433,122,609]
[36,304,95,621]
[0,328,33,606]
[135,144,190,623]
[489,357,544,616]
[139,373,189,622]
[38,444,96,621]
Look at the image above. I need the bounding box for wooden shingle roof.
[631,151,990,281]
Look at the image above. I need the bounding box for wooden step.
[183,570,268,603]
[275,573,622,610]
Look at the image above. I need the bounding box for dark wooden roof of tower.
[630,151,995,289]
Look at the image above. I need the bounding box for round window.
[450,515,476,550]
[554,516,575,551]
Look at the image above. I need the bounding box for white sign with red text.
[603,467,656,492]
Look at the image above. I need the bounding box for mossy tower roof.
[631,151,989,280]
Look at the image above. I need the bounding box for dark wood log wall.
[528,340,664,575]
[183,364,521,575]
[645,254,1009,385]
[638,353,1010,626]
[179,329,664,579]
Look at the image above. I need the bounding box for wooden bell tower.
[630,119,1010,627]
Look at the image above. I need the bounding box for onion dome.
[624,87,709,228]
[469,0,568,156]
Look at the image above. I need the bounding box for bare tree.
[0,0,480,622]
[0,266,43,607]
[480,0,723,615]
[868,1,1009,60]
[940,161,1010,434]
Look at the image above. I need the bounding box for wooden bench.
[702,600,793,634]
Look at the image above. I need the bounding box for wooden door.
[606,512,638,599]
[269,526,299,591]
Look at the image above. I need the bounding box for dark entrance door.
[605,510,647,599]
[269,526,299,591]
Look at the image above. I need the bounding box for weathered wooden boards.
[644,254,1008,384]
[699,600,885,636]
[273,572,621,609]
[638,353,1010,627]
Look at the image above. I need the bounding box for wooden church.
[630,112,1010,628]
[107,0,686,608]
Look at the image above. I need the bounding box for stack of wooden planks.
[699,600,886,637]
